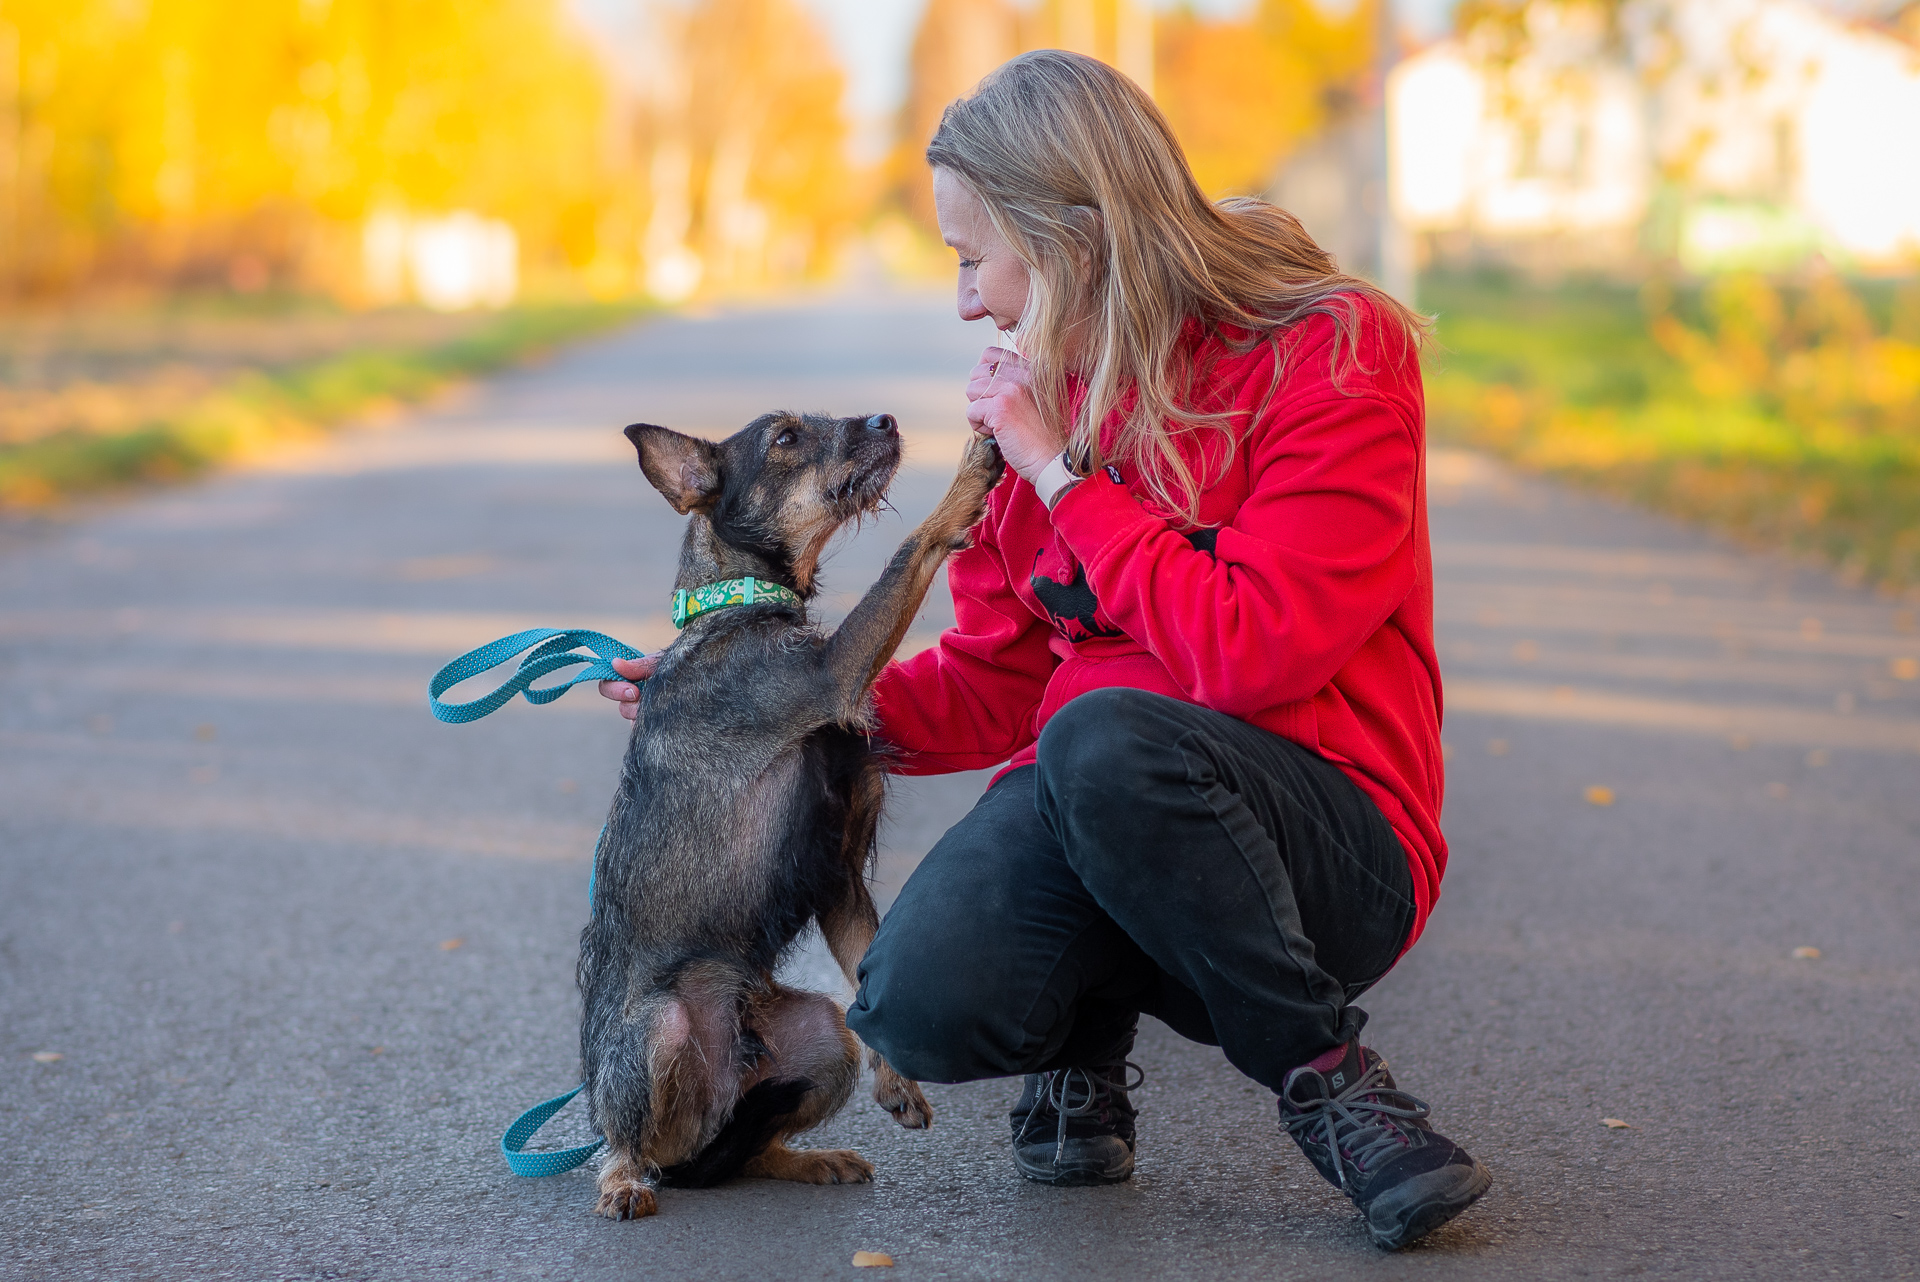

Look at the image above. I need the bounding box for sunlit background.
[2,0,1918,586]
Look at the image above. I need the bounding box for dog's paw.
[787,1148,875,1185]
[962,432,1009,486]
[594,1179,658,1220]
[874,1073,934,1130]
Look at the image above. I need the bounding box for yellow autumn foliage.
[894,0,1375,227]
[0,0,857,302]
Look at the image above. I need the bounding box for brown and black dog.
[577,410,1003,1219]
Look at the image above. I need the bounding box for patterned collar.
[670,577,803,629]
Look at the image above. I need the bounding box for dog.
[578,409,1005,1219]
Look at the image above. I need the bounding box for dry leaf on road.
[1584,786,1616,806]
[852,1251,894,1268]
[440,938,463,951]
[1601,1118,1631,1129]
[1791,946,1822,959]
[30,1051,63,1063]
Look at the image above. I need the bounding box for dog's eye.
[773,430,797,448]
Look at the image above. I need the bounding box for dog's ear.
[626,423,721,515]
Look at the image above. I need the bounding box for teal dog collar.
[671,577,803,629]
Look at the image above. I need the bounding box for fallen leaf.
[1601,1118,1630,1129]
[1791,946,1821,960]
[31,1051,63,1064]
[1584,785,1615,806]
[439,938,463,951]
[852,1251,894,1268]
[1891,657,1918,681]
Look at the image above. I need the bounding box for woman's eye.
[774,431,797,447]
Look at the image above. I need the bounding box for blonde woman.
[604,50,1488,1248]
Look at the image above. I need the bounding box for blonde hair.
[927,49,1425,523]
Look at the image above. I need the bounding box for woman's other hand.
[597,654,658,721]
[965,347,1065,483]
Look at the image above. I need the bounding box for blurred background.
[1,0,1917,589]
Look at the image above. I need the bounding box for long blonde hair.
[927,49,1425,523]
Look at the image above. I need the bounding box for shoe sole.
[1366,1161,1493,1250]
[1012,1148,1135,1186]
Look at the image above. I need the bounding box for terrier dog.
[579,410,1004,1219]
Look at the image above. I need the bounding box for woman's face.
[934,167,1029,333]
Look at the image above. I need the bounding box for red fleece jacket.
[871,300,1446,948]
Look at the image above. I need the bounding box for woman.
[604,50,1488,1249]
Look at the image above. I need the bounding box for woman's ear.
[624,423,721,514]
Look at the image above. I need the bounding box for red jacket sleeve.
[869,489,1058,774]
[1047,331,1421,718]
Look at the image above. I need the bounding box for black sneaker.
[1279,1042,1491,1249]
[1009,1063,1142,1185]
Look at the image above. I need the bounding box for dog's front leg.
[818,885,934,1130]
[818,433,1005,716]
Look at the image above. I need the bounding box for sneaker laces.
[1018,1062,1145,1168]
[1282,1057,1431,1191]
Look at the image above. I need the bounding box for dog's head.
[625,411,902,596]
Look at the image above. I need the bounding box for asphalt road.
[3,291,1917,1281]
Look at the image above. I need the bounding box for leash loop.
[501,1085,603,1177]
[428,628,642,724]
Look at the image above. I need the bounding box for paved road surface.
[4,292,1917,1280]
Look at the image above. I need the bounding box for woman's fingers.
[611,655,657,681]
[598,654,658,721]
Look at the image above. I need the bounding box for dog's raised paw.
[595,1180,658,1220]
[875,1076,934,1130]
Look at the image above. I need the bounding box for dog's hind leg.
[737,987,873,1186]
[819,884,934,1130]
[592,993,726,1219]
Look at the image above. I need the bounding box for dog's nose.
[864,413,898,436]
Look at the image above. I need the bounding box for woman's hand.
[965,347,1066,483]
[596,654,658,721]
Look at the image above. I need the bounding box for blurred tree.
[894,0,1373,231]
[0,0,856,303]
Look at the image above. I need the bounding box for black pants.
[847,688,1415,1094]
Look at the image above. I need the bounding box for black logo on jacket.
[1031,552,1125,643]
[1029,530,1217,645]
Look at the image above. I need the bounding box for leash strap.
[428,628,642,724]
[501,1085,603,1176]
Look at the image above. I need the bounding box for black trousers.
[847,688,1416,1094]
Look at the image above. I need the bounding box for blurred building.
[363,212,519,312]
[1385,0,1920,275]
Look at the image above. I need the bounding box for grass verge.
[1421,272,1920,592]
[0,300,646,506]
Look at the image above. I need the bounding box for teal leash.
[435,586,797,1178]
[428,628,642,724]
[430,630,639,1175]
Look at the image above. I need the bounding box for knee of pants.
[1035,687,1176,818]
[847,937,1036,1085]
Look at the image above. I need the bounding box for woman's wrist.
[1032,451,1083,509]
